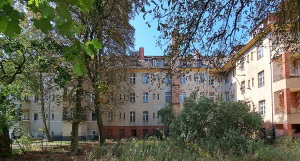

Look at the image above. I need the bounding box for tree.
[69,0,137,146]
[159,95,263,155]
[0,36,29,156]
[23,37,65,142]
[141,0,299,63]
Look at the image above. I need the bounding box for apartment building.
[17,19,300,140]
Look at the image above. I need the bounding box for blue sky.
[130,13,166,56]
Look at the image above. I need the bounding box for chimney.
[139,47,144,60]
[194,50,199,59]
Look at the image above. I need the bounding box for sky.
[130,13,166,56]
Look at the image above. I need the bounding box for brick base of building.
[103,126,167,139]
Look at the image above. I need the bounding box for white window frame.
[130,111,135,122]
[225,92,230,101]
[165,74,171,84]
[199,73,205,84]
[180,74,186,84]
[258,71,264,88]
[142,73,149,84]
[107,111,113,122]
[143,92,148,103]
[241,81,245,94]
[165,92,171,103]
[152,60,157,67]
[143,111,148,122]
[180,92,186,102]
[130,74,136,84]
[130,93,135,103]
[90,93,95,102]
[34,113,38,121]
[259,100,265,115]
[257,45,263,59]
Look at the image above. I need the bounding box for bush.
[160,96,264,156]
[19,133,33,151]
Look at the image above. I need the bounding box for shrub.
[19,133,33,151]
[160,96,264,155]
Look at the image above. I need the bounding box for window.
[107,112,113,122]
[34,95,39,102]
[157,93,159,100]
[52,114,54,120]
[90,94,95,102]
[92,112,96,121]
[153,60,157,66]
[247,55,249,63]
[199,73,205,84]
[130,74,136,84]
[248,80,250,89]
[155,60,164,67]
[197,61,202,67]
[34,113,38,120]
[225,76,229,84]
[165,92,171,103]
[259,100,265,115]
[24,95,29,101]
[130,93,135,103]
[153,94,156,100]
[143,111,148,122]
[225,92,230,101]
[258,71,264,88]
[23,112,29,120]
[209,76,214,85]
[143,92,148,103]
[46,114,48,119]
[165,74,171,84]
[130,111,135,122]
[123,113,126,119]
[180,74,186,84]
[240,59,245,70]
[252,78,254,87]
[257,46,263,59]
[180,92,186,102]
[251,52,254,61]
[153,112,155,119]
[142,73,149,84]
[241,81,245,94]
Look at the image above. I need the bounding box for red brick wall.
[103,126,167,139]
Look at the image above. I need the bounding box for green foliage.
[19,133,33,151]
[88,138,206,161]
[158,105,175,127]
[161,96,264,155]
[0,0,102,75]
[0,84,22,132]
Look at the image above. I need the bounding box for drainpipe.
[268,37,275,140]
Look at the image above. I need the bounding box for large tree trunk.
[39,70,51,142]
[71,75,84,155]
[94,91,105,145]
[0,126,11,157]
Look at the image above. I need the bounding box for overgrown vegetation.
[159,96,264,156]
[83,137,300,161]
